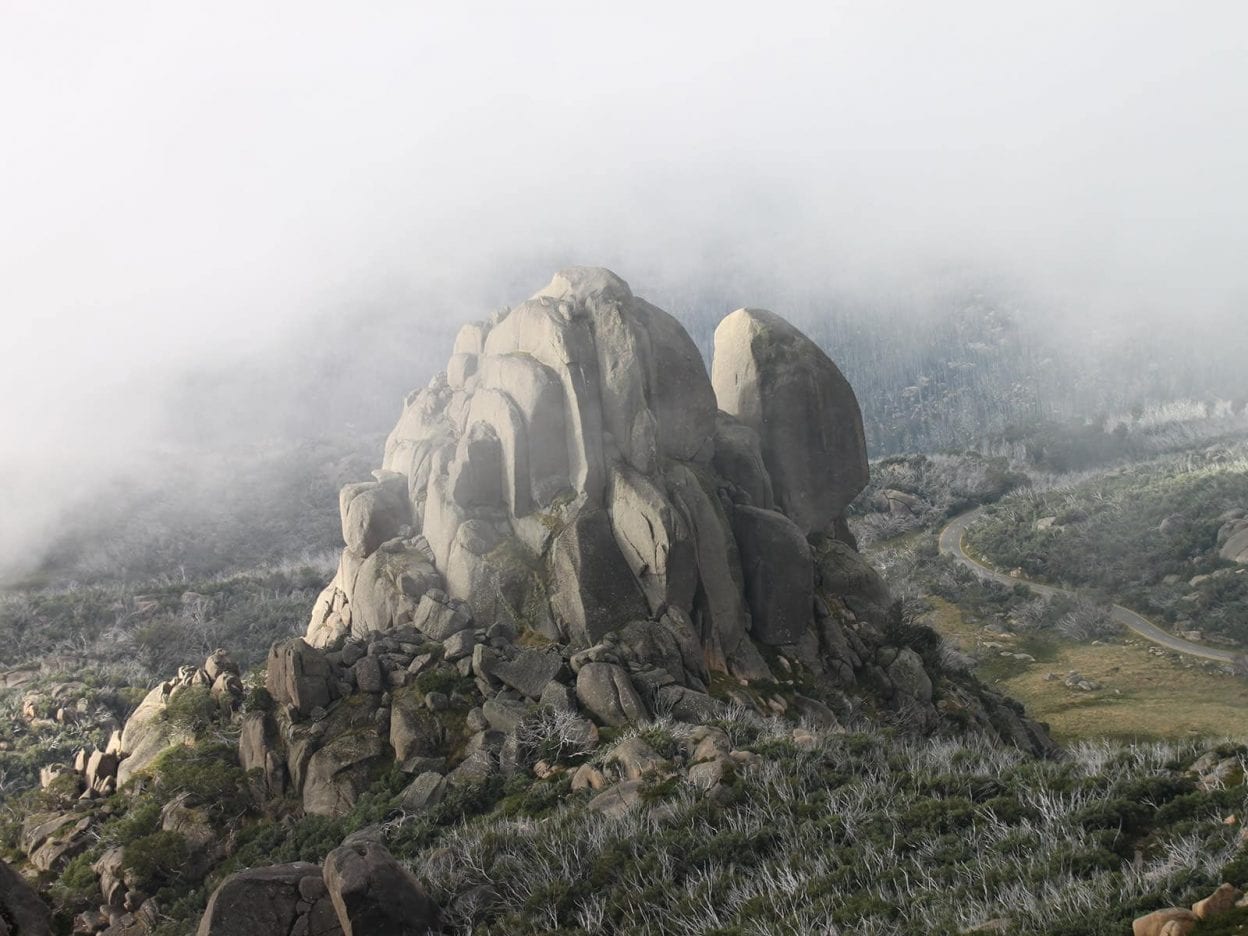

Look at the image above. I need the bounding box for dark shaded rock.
[303,732,388,818]
[266,639,332,718]
[549,511,648,646]
[482,698,531,735]
[323,842,439,935]
[399,772,447,813]
[489,648,562,699]
[196,862,341,936]
[732,505,813,645]
[0,858,52,935]
[575,662,648,726]
[712,307,868,534]
[390,689,446,769]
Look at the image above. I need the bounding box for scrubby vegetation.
[967,444,1248,645]
[16,706,1248,935]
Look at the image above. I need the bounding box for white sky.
[0,1,1245,570]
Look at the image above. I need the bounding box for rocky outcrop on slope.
[307,268,866,676]
[196,843,438,936]
[26,269,1054,935]
[294,268,1050,756]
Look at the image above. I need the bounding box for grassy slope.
[928,597,1248,743]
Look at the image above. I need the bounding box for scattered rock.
[587,779,644,817]
[575,663,649,726]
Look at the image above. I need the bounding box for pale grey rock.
[346,540,442,639]
[412,591,473,641]
[266,638,332,719]
[604,737,667,781]
[575,662,648,726]
[608,466,697,614]
[587,779,643,816]
[339,474,410,558]
[452,321,489,356]
[445,525,536,630]
[442,630,476,662]
[446,352,477,389]
[483,291,606,503]
[115,684,180,786]
[712,307,868,534]
[1220,521,1248,564]
[475,353,570,511]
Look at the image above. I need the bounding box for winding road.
[938,507,1242,664]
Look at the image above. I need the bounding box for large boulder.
[1132,908,1197,936]
[346,539,441,638]
[712,413,774,509]
[116,684,181,786]
[305,270,898,707]
[266,639,333,718]
[711,307,868,534]
[732,505,813,645]
[664,464,765,678]
[302,731,388,818]
[608,466,698,614]
[238,711,286,797]
[389,688,446,770]
[322,842,439,935]
[487,647,563,700]
[548,511,648,646]
[197,863,341,936]
[1220,520,1248,564]
[340,474,411,558]
[0,858,52,935]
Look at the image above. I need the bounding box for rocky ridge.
[12,269,1061,935]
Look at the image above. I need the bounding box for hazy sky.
[1,2,1246,573]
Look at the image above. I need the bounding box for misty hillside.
[160,274,1248,460]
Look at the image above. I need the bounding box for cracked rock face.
[306,267,870,680]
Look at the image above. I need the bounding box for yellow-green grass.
[927,597,1248,743]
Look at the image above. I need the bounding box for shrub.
[164,686,218,736]
[123,830,189,890]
